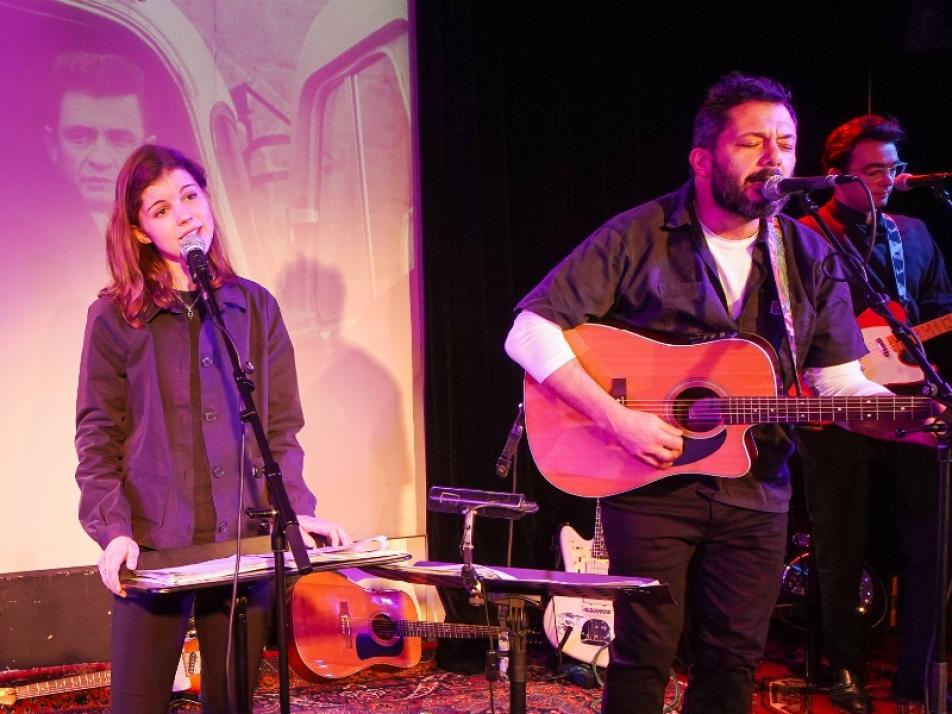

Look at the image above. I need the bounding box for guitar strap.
[765,216,803,395]
[881,213,910,311]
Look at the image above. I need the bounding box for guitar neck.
[14,670,111,700]
[909,313,952,345]
[395,620,501,639]
[683,395,934,424]
[591,498,607,561]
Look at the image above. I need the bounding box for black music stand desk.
[365,561,672,714]
[119,537,410,713]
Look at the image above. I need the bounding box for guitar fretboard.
[900,314,952,346]
[16,670,110,699]
[395,621,501,639]
[591,498,607,561]
[629,396,936,424]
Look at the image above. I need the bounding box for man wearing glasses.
[796,114,952,712]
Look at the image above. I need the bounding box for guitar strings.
[595,397,934,420]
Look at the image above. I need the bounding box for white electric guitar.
[858,303,952,386]
[542,499,614,667]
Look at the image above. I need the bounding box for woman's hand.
[297,515,353,549]
[98,535,139,597]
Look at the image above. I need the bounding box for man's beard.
[711,161,787,219]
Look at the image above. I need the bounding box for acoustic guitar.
[524,324,937,497]
[288,571,502,681]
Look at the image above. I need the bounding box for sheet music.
[364,561,667,601]
[394,563,519,581]
[129,536,400,588]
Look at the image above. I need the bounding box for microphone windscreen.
[893,174,914,192]
[179,232,208,259]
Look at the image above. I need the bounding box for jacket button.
[217,521,228,534]
[212,465,225,478]
[201,355,214,368]
[203,410,217,422]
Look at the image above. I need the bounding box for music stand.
[365,561,672,714]
[121,540,410,712]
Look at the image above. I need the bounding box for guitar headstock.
[173,628,201,695]
[0,688,17,706]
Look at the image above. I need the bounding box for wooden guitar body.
[524,324,934,497]
[288,571,422,680]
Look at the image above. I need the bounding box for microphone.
[427,486,539,519]
[760,174,859,201]
[179,232,212,287]
[894,172,952,192]
[495,404,525,478]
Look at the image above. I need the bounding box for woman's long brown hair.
[101,144,236,326]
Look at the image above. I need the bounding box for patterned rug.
[0,636,938,713]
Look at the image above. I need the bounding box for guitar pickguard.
[675,430,727,467]
[580,618,612,646]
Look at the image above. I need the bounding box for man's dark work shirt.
[517,183,867,512]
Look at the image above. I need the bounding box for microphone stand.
[187,254,311,714]
[496,403,525,567]
[427,487,539,714]
[932,185,952,211]
[799,195,952,713]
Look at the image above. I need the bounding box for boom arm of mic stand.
[933,185,952,211]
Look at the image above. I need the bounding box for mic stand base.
[930,662,948,714]
[492,595,529,714]
[246,508,294,714]
[230,596,249,714]
[928,435,951,714]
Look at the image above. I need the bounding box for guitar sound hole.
[371,615,397,642]
[670,386,722,433]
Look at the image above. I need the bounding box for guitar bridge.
[339,601,353,649]
[610,378,626,402]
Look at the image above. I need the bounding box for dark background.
[415,1,952,572]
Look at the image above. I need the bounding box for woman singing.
[75,144,350,713]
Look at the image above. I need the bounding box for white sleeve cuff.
[803,361,892,397]
[504,310,576,383]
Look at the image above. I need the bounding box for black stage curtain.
[415,1,952,570]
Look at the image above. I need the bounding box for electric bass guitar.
[858,302,952,386]
[543,499,614,667]
[524,324,937,497]
[288,571,503,680]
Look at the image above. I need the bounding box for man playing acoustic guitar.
[796,115,952,712]
[505,74,941,714]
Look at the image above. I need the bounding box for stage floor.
[0,629,937,712]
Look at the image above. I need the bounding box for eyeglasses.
[860,162,907,181]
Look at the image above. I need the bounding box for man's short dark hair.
[821,115,905,172]
[692,72,797,150]
[46,51,146,124]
